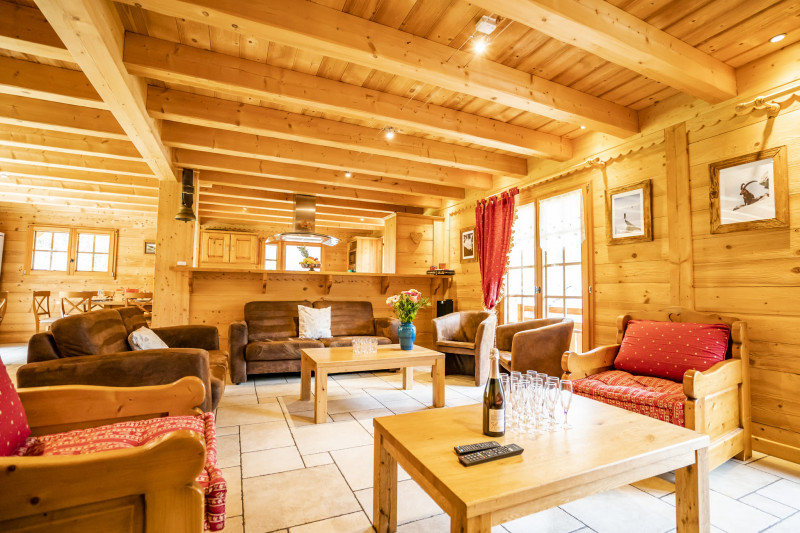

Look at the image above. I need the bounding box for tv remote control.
[458,444,524,466]
[454,441,501,455]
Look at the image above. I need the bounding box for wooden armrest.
[0,430,205,521]
[19,376,206,434]
[683,359,743,399]
[561,345,620,379]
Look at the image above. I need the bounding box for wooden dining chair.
[59,291,95,316]
[0,291,8,327]
[125,292,153,325]
[90,290,115,310]
[32,291,59,332]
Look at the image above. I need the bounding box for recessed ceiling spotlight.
[385,128,395,140]
[345,171,352,178]
[243,207,248,211]
[580,125,587,130]
[770,33,786,43]
[360,218,364,221]
[473,35,489,54]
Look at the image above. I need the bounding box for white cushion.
[298,305,331,340]
[128,327,169,350]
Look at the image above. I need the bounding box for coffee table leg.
[450,513,491,532]
[314,369,328,424]
[300,355,311,401]
[402,367,414,390]
[374,429,397,533]
[675,447,710,533]
[432,357,445,408]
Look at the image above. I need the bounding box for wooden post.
[665,123,695,309]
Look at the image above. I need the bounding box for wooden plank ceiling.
[0,0,798,228]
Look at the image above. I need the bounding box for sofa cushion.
[117,306,148,335]
[128,327,169,350]
[245,301,311,341]
[0,362,30,456]
[615,320,730,381]
[245,339,323,361]
[573,370,686,426]
[312,301,375,336]
[320,336,392,348]
[298,305,332,339]
[50,309,130,358]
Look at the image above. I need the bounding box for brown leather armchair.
[496,318,574,376]
[432,311,496,386]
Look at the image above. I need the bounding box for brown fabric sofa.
[228,300,400,384]
[496,318,574,376]
[18,307,228,411]
[432,310,497,386]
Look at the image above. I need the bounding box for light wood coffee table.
[373,396,710,533]
[300,344,445,424]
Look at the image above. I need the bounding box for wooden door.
[200,232,229,264]
[355,237,383,273]
[229,234,258,265]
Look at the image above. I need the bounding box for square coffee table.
[300,344,445,424]
[373,396,710,532]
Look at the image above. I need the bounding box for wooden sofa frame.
[0,377,207,532]
[561,307,752,470]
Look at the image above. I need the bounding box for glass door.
[504,203,538,323]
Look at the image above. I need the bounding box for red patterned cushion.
[614,320,730,381]
[14,412,226,531]
[0,360,30,456]
[574,370,686,426]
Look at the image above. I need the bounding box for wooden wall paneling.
[383,215,397,274]
[665,122,695,308]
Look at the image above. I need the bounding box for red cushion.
[614,320,730,381]
[574,370,686,426]
[0,360,30,456]
[14,412,226,531]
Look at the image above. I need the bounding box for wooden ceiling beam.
[0,174,158,199]
[200,194,380,220]
[0,186,157,210]
[176,149,464,200]
[474,0,736,104]
[0,94,127,140]
[35,0,175,180]
[115,0,638,137]
[0,124,142,161]
[124,33,565,162]
[200,203,384,226]
[161,122,492,189]
[197,183,424,215]
[0,161,159,189]
[0,1,72,62]
[0,56,105,110]
[0,146,154,177]
[199,211,379,230]
[148,88,521,177]
[199,170,441,209]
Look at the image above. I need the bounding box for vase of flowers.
[386,289,430,350]
[298,246,321,272]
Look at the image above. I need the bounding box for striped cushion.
[573,370,686,426]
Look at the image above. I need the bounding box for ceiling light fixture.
[345,171,352,178]
[385,127,395,140]
[580,125,587,130]
[770,33,786,43]
[472,15,497,55]
[473,35,489,54]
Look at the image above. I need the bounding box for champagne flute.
[545,377,560,431]
[560,380,574,429]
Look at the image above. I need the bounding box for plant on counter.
[386,289,430,323]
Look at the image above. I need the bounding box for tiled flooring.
[4,343,800,533]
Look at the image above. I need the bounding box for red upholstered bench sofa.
[561,307,751,470]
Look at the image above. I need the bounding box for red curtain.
[475,187,519,310]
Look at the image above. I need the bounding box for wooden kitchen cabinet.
[199,231,258,267]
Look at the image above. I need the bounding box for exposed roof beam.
[199,170,441,209]
[200,203,384,227]
[0,1,72,62]
[0,146,153,177]
[0,161,158,189]
[0,174,158,199]
[0,56,105,109]
[474,0,736,104]
[115,0,638,137]
[0,124,142,161]
[0,94,126,139]
[124,33,565,162]
[175,149,465,200]
[199,211,379,230]
[35,0,174,180]
[200,194,380,220]
[148,88,521,177]
[0,186,157,210]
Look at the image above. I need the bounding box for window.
[27,225,118,278]
[284,244,322,271]
[264,243,278,270]
[504,203,537,324]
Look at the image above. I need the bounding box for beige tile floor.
[3,343,800,533]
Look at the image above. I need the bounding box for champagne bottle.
[483,349,505,437]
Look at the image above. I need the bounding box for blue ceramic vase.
[398,322,416,350]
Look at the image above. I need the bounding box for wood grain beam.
[124,33,565,162]
[199,170,441,209]
[175,149,465,200]
[0,174,158,199]
[0,187,157,210]
[0,146,153,177]
[35,0,174,180]
[200,193,379,219]
[0,94,126,139]
[115,0,638,137]
[200,203,384,227]
[161,121,492,189]
[0,124,142,161]
[0,56,105,110]
[0,1,72,62]
[475,0,737,103]
[198,210,381,230]
[198,184,423,215]
[0,161,158,189]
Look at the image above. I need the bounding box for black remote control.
[458,444,524,467]
[454,441,501,455]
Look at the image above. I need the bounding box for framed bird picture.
[709,146,788,234]
[605,180,653,245]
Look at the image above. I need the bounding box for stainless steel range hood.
[265,194,340,246]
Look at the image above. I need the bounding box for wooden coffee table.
[300,344,445,424]
[373,396,710,533]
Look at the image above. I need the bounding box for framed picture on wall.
[144,241,156,255]
[605,179,653,245]
[709,146,788,234]
[460,226,477,262]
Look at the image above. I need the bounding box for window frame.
[260,240,328,271]
[25,224,119,279]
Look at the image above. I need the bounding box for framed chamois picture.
[605,180,653,245]
[460,226,477,263]
[709,146,788,234]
